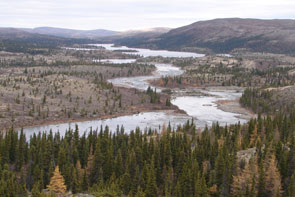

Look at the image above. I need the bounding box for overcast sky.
[0,0,295,31]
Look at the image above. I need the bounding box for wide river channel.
[21,44,247,138]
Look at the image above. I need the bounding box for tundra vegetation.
[0,48,177,130]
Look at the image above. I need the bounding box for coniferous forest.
[2,107,295,196]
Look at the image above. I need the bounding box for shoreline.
[15,107,187,131]
[5,58,255,133]
[171,85,256,121]
[204,86,256,120]
[10,84,254,132]
[215,99,255,120]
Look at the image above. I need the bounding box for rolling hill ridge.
[116,18,295,54]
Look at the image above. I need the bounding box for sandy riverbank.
[205,86,255,120]
[216,99,255,120]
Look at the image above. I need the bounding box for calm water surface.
[91,44,205,58]
[94,59,137,64]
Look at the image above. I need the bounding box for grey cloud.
[0,0,294,30]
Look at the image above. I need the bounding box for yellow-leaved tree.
[47,166,67,194]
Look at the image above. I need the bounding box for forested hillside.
[240,87,295,114]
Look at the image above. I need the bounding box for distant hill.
[117,27,171,36]
[22,27,119,39]
[0,28,43,39]
[0,26,171,53]
[98,27,171,45]
[118,18,295,54]
[4,19,295,54]
[0,28,91,53]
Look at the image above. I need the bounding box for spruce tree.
[145,163,158,197]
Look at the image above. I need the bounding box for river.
[90,44,205,58]
[108,63,184,91]
[21,44,247,138]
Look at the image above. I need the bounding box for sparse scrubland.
[0,48,177,130]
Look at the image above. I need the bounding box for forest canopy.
[1,109,295,196]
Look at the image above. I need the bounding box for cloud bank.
[0,0,294,30]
